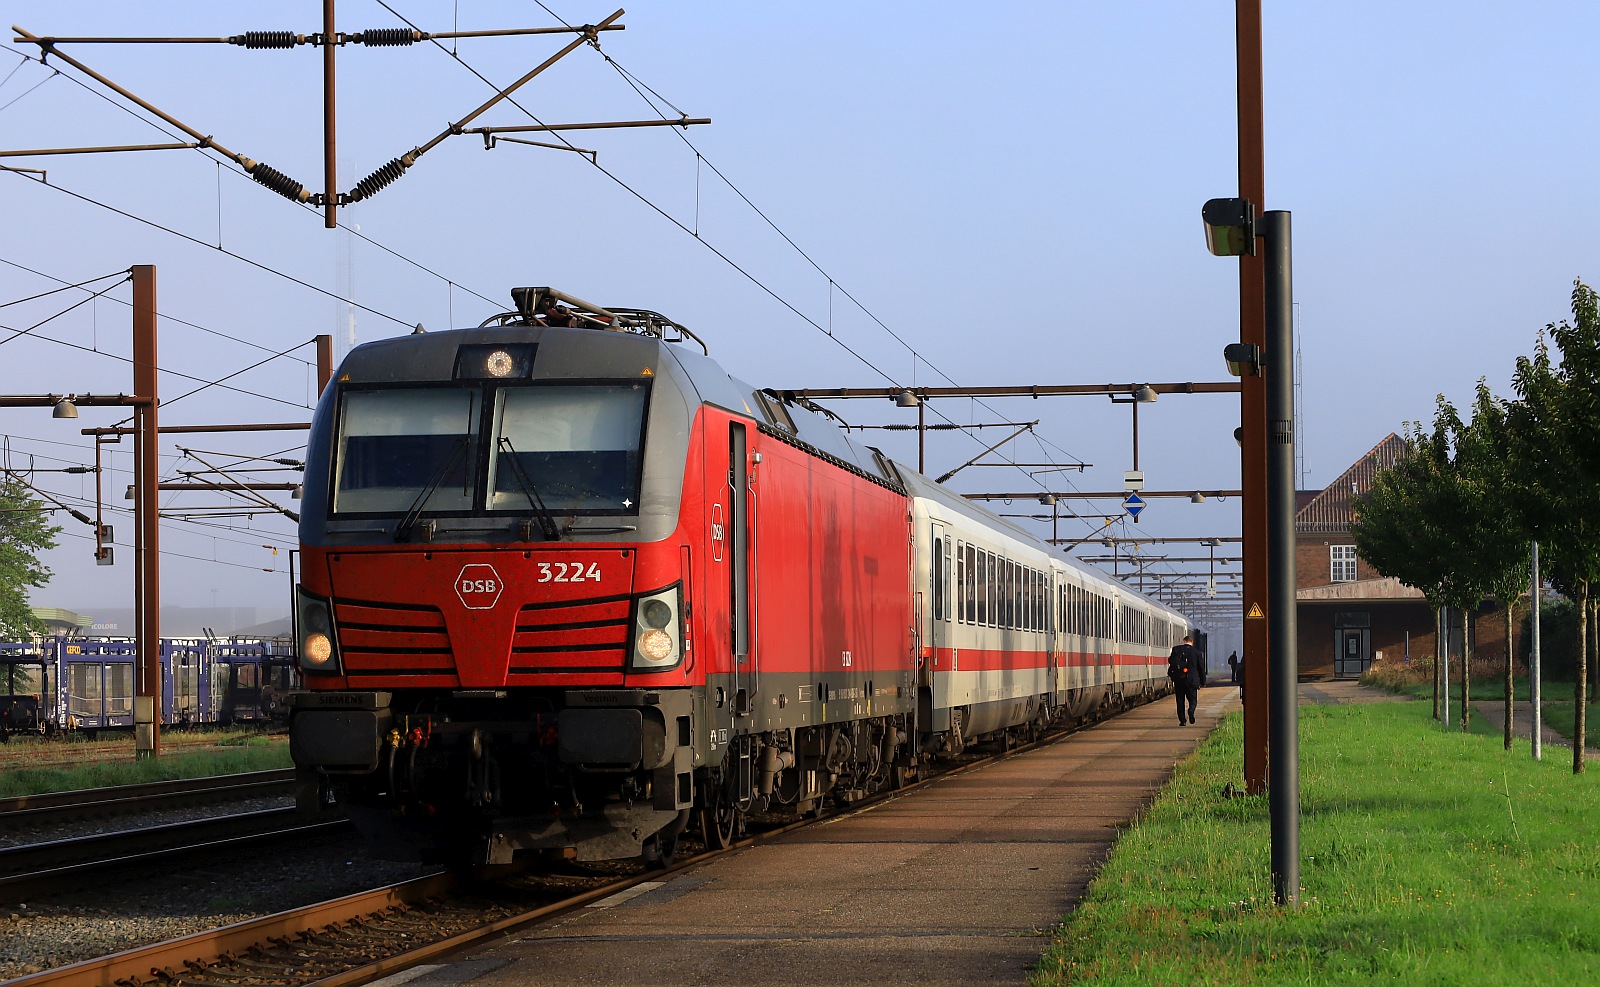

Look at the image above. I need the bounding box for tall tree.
[0,477,61,638]
[1510,280,1600,774]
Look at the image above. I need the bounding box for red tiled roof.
[1295,434,1407,534]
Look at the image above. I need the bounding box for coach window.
[983,552,993,627]
[990,552,999,628]
[1010,564,1019,630]
[989,556,999,628]
[964,544,977,623]
[956,542,966,624]
[933,537,945,620]
[977,552,989,626]
[1003,560,1014,629]
[1009,561,1019,629]
[934,534,947,620]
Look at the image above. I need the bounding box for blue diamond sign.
[1123,492,1146,520]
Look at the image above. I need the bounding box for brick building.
[1294,434,1506,679]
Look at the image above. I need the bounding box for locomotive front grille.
[335,599,453,676]
[509,595,630,676]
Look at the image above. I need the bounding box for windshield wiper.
[497,437,562,541]
[394,438,468,542]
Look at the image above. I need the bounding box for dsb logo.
[455,564,504,610]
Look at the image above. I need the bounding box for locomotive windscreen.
[334,388,481,514]
[331,380,649,516]
[488,383,649,513]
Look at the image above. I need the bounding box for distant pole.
[1262,210,1299,906]
[132,264,160,758]
[316,334,334,395]
[1531,541,1543,761]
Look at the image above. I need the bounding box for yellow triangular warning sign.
[1246,602,1265,619]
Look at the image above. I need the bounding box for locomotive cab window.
[334,388,481,514]
[489,383,649,513]
[331,381,650,517]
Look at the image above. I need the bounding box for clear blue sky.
[2,2,1594,629]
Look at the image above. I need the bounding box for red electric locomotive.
[289,287,1196,866]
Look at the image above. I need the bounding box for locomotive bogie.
[290,683,700,863]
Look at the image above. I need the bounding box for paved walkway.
[1298,679,1410,705]
[1470,699,1600,758]
[388,686,1242,987]
[1297,680,1596,759]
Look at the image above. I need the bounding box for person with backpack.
[1168,634,1203,725]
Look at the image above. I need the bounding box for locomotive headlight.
[454,343,534,380]
[642,599,673,629]
[295,585,342,675]
[303,633,334,667]
[638,629,674,661]
[484,349,515,378]
[630,586,682,671]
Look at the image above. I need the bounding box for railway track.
[0,696,1155,987]
[0,808,352,905]
[0,769,296,827]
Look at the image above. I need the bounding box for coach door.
[929,523,951,663]
[729,422,754,715]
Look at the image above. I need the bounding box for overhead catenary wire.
[0,256,317,368]
[375,1,1080,499]
[7,18,1170,568]
[0,314,316,413]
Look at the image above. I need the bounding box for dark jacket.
[1167,643,1203,688]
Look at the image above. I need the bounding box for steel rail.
[0,811,351,903]
[0,769,295,822]
[4,871,463,987]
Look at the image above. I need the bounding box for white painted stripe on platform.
[588,881,666,908]
[366,965,444,986]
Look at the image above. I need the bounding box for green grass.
[0,740,291,799]
[1369,672,1592,749]
[1032,701,1600,985]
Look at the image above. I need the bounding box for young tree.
[1457,382,1530,749]
[0,476,61,638]
[1353,423,1452,720]
[1510,280,1600,774]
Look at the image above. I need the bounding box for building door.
[1335,628,1370,679]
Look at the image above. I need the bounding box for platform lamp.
[1204,195,1300,907]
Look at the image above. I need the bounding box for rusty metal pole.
[1237,0,1270,795]
[918,398,925,474]
[322,0,338,229]
[316,333,334,395]
[132,264,160,758]
[1132,399,1140,471]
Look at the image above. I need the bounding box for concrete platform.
[391,686,1242,987]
